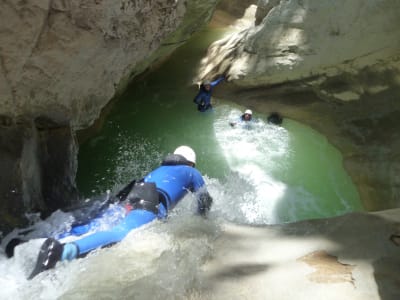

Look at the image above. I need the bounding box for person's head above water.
[243,109,252,121]
[202,80,211,91]
[174,145,196,166]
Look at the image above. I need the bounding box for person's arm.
[210,76,225,87]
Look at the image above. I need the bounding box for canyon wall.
[200,0,400,211]
[0,0,219,233]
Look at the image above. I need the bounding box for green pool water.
[77,27,363,224]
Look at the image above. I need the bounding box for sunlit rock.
[200,208,400,300]
[200,0,400,211]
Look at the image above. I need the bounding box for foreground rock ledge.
[199,208,400,300]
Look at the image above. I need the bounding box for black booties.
[28,238,63,279]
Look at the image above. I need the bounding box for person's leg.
[28,209,156,279]
[73,209,157,255]
[56,205,126,239]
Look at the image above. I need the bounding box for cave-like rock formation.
[199,0,400,211]
[0,0,219,233]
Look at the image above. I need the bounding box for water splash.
[0,207,219,300]
[83,132,163,196]
[212,105,361,225]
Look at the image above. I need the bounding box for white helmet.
[244,109,252,115]
[174,145,196,164]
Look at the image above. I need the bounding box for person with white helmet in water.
[29,145,213,279]
[229,109,254,127]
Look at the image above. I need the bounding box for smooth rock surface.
[199,209,400,300]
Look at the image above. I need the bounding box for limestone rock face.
[1,0,219,128]
[200,208,400,300]
[199,0,400,211]
[0,0,219,232]
[203,0,400,86]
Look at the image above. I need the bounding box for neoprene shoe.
[28,238,63,279]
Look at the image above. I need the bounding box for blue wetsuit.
[63,159,211,256]
[230,114,255,129]
[193,77,224,112]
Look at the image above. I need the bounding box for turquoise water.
[76,28,363,224]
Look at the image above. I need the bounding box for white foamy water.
[211,105,352,225]
[214,106,294,224]
[0,197,220,300]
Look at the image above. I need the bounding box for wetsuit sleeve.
[191,168,206,191]
[210,76,225,87]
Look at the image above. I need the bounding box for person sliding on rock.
[29,145,213,279]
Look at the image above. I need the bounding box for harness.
[125,182,160,214]
[125,154,190,214]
